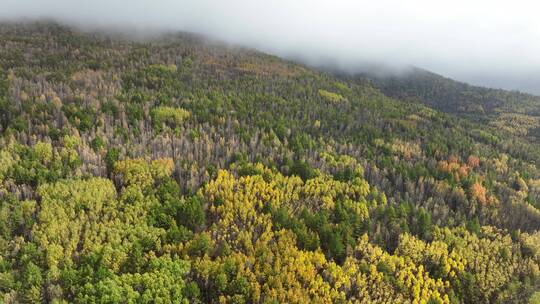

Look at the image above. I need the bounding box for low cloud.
[2,0,540,94]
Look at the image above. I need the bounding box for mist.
[2,0,540,95]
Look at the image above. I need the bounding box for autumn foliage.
[0,23,538,303]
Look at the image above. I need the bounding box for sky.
[2,0,540,95]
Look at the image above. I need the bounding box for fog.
[2,0,540,94]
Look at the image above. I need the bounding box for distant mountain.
[349,67,540,115]
[343,67,540,141]
[459,73,540,96]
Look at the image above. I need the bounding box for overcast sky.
[2,0,540,94]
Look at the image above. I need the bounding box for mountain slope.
[0,22,539,303]
[347,68,540,142]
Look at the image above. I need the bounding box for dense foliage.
[0,22,539,303]
[351,68,540,141]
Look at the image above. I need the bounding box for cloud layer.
[2,0,540,94]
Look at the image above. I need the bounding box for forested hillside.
[349,68,540,142]
[0,22,539,303]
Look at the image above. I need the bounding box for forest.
[0,22,539,303]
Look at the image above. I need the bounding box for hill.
[0,22,539,303]
[347,67,540,142]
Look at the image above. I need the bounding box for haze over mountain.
[2,0,539,94]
